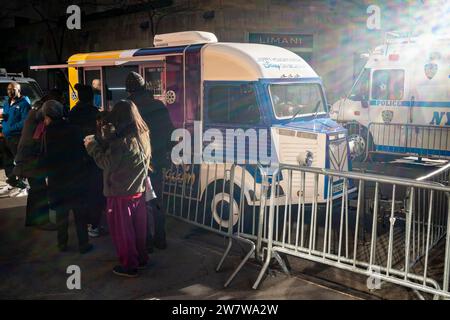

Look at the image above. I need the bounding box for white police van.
[331,33,450,161]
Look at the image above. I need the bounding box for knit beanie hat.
[125,71,145,93]
[42,100,65,120]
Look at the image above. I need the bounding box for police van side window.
[349,68,370,101]
[207,85,260,124]
[371,70,405,100]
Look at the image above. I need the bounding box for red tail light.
[389,54,400,61]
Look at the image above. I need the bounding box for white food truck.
[32,31,352,230]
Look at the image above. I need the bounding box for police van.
[32,31,352,229]
[331,33,450,161]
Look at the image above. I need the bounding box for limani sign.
[249,33,313,49]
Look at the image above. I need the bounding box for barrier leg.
[273,250,290,276]
[216,237,233,272]
[224,237,256,288]
[253,169,279,290]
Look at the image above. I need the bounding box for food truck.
[32,31,352,229]
[331,33,450,161]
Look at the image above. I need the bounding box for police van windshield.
[0,82,41,106]
[269,83,326,119]
[349,68,370,101]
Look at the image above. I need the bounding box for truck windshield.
[269,83,326,119]
[0,82,42,107]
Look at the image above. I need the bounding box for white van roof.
[202,43,318,81]
[154,31,218,47]
[366,35,450,69]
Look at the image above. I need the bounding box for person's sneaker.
[9,188,28,197]
[88,225,100,238]
[0,185,13,197]
[112,265,138,278]
[79,243,93,254]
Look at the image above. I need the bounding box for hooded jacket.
[42,119,89,209]
[13,101,45,178]
[86,126,151,197]
[2,95,31,138]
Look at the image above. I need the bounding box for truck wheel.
[202,180,250,233]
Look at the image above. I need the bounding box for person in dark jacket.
[1,82,31,195]
[14,93,63,230]
[126,71,174,250]
[68,83,105,237]
[41,100,92,253]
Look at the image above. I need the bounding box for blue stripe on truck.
[370,100,450,108]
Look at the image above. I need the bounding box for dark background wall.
[1,0,447,103]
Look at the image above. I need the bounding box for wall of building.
[2,0,446,103]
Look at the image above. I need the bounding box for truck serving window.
[83,69,102,108]
[143,67,164,96]
[269,83,325,119]
[207,85,260,124]
[349,68,370,101]
[104,65,138,109]
[371,69,404,100]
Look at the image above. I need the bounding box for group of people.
[1,71,174,277]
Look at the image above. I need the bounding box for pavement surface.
[0,167,422,300]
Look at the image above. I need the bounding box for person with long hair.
[85,100,151,277]
[126,71,174,251]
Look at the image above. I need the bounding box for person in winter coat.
[68,83,105,237]
[41,100,92,253]
[126,71,174,250]
[14,93,63,230]
[1,82,31,195]
[85,99,151,277]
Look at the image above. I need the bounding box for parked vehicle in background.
[330,32,450,162]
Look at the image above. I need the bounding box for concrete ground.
[0,168,419,300]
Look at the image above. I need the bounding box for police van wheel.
[202,180,249,233]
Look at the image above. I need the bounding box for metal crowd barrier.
[162,161,450,299]
[366,122,450,160]
[254,163,450,299]
[161,163,261,287]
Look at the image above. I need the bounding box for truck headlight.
[297,151,314,167]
